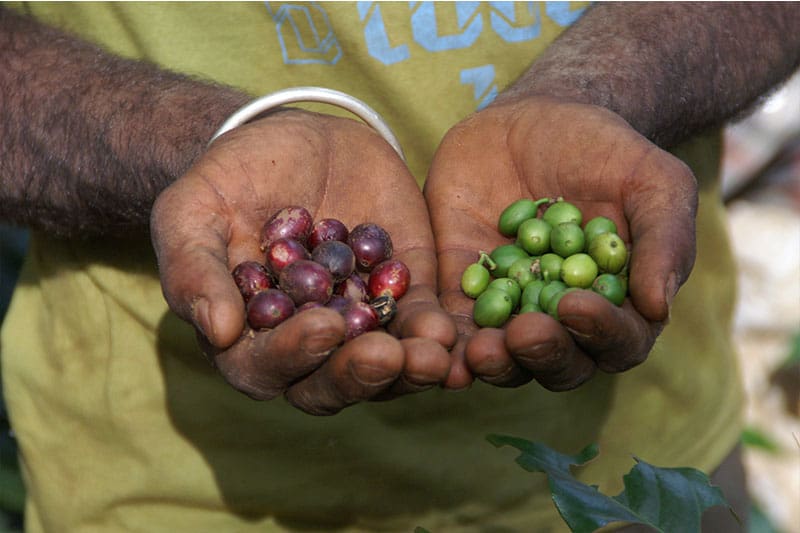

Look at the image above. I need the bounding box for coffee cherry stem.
[477,251,497,272]
[536,196,552,205]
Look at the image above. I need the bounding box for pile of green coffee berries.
[461,197,629,327]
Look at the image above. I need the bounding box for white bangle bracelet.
[208,86,406,162]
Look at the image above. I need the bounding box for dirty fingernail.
[666,271,679,301]
[665,271,679,313]
[192,297,212,340]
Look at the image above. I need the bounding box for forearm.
[0,7,250,237]
[497,2,800,148]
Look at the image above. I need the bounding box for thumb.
[625,152,698,322]
[151,183,246,349]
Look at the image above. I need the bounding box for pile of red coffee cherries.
[232,206,410,339]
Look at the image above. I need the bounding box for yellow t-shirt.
[1,3,743,532]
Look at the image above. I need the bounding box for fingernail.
[515,340,558,360]
[665,271,679,309]
[559,316,594,340]
[192,297,212,340]
[300,333,340,357]
[514,341,566,373]
[350,362,396,387]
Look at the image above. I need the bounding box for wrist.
[146,83,251,180]
[207,87,405,161]
[494,3,800,149]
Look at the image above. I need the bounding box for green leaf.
[741,426,781,453]
[487,434,599,473]
[612,459,730,532]
[488,434,731,533]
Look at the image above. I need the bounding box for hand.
[424,96,697,391]
[151,110,457,415]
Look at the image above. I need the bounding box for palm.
[425,97,697,390]
[151,110,455,414]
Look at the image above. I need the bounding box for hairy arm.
[497,2,800,147]
[0,7,250,237]
[0,7,458,409]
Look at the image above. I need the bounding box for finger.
[436,260,492,391]
[465,328,533,387]
[389,285,458,349]
[504,311,597,391]
[439,313,477,390]
[443,338,475,390]
[151,179,249,349]
[624,149,698,322]
[208,308,346,400]
[376,337,452,397]
[555,290,662,373]
[284,331,405,416]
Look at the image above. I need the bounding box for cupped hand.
[424,96,697,391]
[151,110,456,415]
